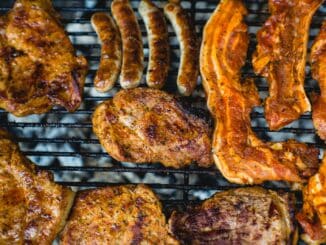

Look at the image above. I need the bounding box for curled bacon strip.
[200,0,319,184]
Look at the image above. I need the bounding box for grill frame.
[0,0,325,229]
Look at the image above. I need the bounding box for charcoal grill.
[0,0,325,241]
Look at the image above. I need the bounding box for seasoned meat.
[0,0,88,116]
[252,0,323,130]
[169,187,297,244]
[0,128,75,244]
[112,0,144,89]
[297,155,326,244]
[139,0,170,89]
[200,0,319,184]
[60,184,178,244]
[311,21,326,141]
[164,1,199,96]
[92,87,212,168]
[91,12,122,92]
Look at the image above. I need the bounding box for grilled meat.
[91,12,122,92]
[200,0,319,184]
[253,0,323,130]
[139,0,170,89]
[0,0,87,116]
[311,21,326,141]
[0,128,75,244]
[92,87,212,168]
[164,1,199,96]
[297,155,326,244]
[112,0,144,89]
[169,187,297,244]
[60,184,178,244]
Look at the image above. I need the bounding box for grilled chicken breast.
[139,0,170,89]
[311,21,326,141]
[60,184,178,244]
[0,0,88,116]
[164,1,199,96]
[297,155,326,244]
[253,0,323,130]
[0,128,75,244]
[112,0,144,89]
[92,87,212,168]
[169,187,297,244]
[91,12,122,92]
[200,0,319,184]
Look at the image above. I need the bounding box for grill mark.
[131,214,145,245]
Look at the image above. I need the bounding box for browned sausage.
[111,0,144,89]
[91,12,122,92]
[164,1,199,96]
[139,0,170,89]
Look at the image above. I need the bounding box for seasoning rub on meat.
[200,0,319,184]
[92,88,212,168]
[0,129,75,244]
[169,187,297,244]
[253,0,323,130]
[0,0,87,116]
[61,185,178,244]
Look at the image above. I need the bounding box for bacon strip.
[297,155,326,244]
[252,0,323,130]
[200,0,319,184]
[311,21,326,140]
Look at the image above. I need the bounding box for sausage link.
[91,12,122,92]
[164,2,199,96]
[139,0,169,89]
[112,0,144,89]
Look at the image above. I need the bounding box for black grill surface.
[0,0,325,227]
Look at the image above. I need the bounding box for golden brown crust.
[169,187,297,244]
[111,0,143,89]
[297,155,326,244]
[0,0,88,116]
[139,0,170,89]
[60,185,178,245]
[311,21,326,141]
[92,87,213,168]
[164,2,199,96]
[91,12,122,92]
[252,0,323,130]
[0,128,75,244]
[200,0,319,184]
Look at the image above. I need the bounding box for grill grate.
[0,0,325,219]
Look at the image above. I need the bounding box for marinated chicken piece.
[139,0,170,89]
[112,0,144,89]
[91,12,122,92]
[200,0,319,184]
[164,1,199,96]
[0,0,88,116]
[60,184,178,244]
[252,0,323,130]
[311,21,326,141]
[0,128,75,244]
[92,87,212,168]
[169,187,297,244]
[297,155,326,244]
